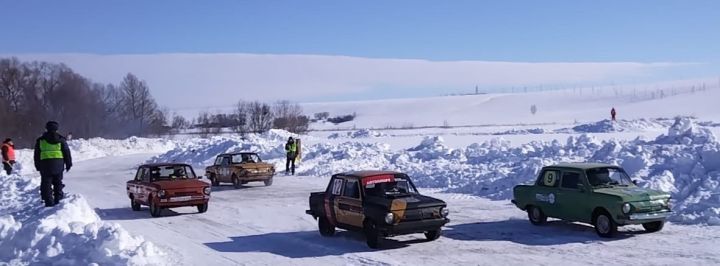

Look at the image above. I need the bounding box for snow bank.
[9,137,176,176]
[151,118,720,225]
[328,129,387,139]
[147,129,303,168]
[0,174,167,265]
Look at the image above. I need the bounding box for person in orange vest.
[2,138,16,175]
[611,107,617,121]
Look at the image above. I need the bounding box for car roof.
[139,163,192,168]
[546,162,618,170]
[219,152,258,156]
[337,170,402,179]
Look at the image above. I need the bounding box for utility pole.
[475,85,479,95]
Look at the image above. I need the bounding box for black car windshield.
[586,167,632,187]
[364,177,418,198]
[150,165,196,180]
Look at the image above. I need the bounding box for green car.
[512,163,672,237]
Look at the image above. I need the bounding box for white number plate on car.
[169,196,192,202]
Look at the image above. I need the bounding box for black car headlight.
[441,207,449,217]
[384,213,395,224]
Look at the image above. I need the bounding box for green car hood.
[593,186,670,202]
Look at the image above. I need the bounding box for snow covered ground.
[3,83,720,265]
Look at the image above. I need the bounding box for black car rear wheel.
[318,216,335,237]
[642,221,664,232]
[197,203,209,213]
[424,228,442,241]
[364,220,383,249]
[130,199,141,211]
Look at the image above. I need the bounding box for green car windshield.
[586,167,632,187]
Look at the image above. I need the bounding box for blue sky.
[2,0,719,62]
[2,0,719,110]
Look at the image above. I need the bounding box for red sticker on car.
[362,175,395,186]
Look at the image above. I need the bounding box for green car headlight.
[622,203,631,214]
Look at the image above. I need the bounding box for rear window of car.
[150,165,196,180]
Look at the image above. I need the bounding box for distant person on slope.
[285,137,297,175]
[2,138,16,175]
[34,121,73,207]
[611,107,617,121]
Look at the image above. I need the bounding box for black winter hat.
[2,138,10,143]
[46,121,59,132]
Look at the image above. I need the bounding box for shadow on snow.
[94,206,201,220]
[204,230,428,258]
[444,219,644,245]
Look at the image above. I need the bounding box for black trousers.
[40,172,64,206]
[285,156,296,174]
[2,161,12,175]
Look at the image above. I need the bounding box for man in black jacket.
[34,121,73,207]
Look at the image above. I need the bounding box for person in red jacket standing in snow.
[2,138,16,175]
[611,107,617,121]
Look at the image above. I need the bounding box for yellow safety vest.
[39,139,63,160]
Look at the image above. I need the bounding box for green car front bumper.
[618,211,672,225]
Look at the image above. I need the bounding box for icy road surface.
[66,154,720,266]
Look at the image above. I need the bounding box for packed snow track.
[62,154,720,266]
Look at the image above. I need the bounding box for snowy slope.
[304,79,720,130]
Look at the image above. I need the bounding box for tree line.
[0,57,312,147]
[0,57,169,147]
[189,100,310,137]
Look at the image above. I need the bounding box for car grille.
[402,207,440,222]
[171,191,199,197]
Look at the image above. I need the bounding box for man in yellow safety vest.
[33,121,73,207]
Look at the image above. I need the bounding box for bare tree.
[247,101,273,133]
[272,100,309,134]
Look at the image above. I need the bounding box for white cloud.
[6,53,684,114]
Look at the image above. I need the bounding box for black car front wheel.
[318,216,335,237]
[642,221,664,232]
[264,178,273,186]
[424,228,442,241]
[364,220,383,249]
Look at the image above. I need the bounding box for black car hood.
[365,194,446,210]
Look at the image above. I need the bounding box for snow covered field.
[3,84,720,265]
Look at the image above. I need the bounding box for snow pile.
[0,174,167,265]
[151,118,720,224]
[67,137,176,162]
[147,129,304,168]
[568,118,670,133]
[327,129,387,139]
